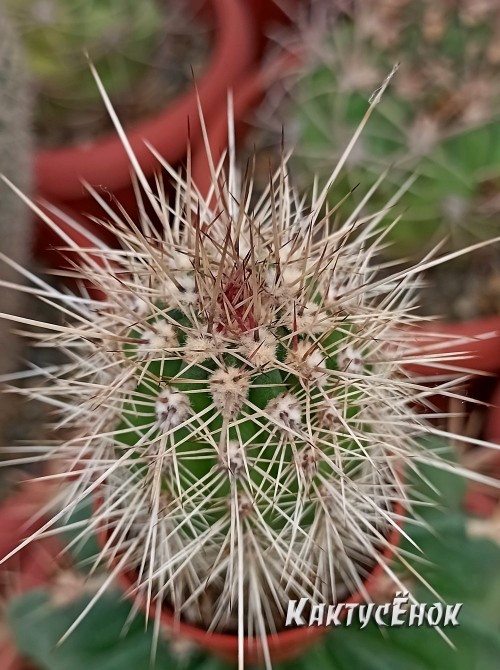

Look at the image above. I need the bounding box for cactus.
[1,70,498,668]
[265,0,500,257]
[0,5,33,441]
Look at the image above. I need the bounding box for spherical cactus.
[266,0,500,257]
[108,187,406,633]
[1,73,497,667]
[14,184,407,661]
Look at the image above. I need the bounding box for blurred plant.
[0,67,499,670]
[5,0,209,147]
[262,0,500,257]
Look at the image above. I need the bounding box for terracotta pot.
[33,200,117,288]
[102,505,402,666]
[486,378,500,443]
[464,372,500,516]
[34,0,257,208]
[246,0,306,53]
[405,317,500,378]
[247,0,303,29]
[34,53,302,263]
[0,646,30,670]
[0,475,65,594]
[406,318,500,517]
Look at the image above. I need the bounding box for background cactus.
[0,5,33,445]
[4,0,209,146]
[258,0,500,258]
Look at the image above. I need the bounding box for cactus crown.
[1,69,498,669]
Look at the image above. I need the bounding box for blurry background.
[1,1,500,668]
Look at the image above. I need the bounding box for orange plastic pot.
[101,504,403,666]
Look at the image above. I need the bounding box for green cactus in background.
[4,0,205,146]
[0,4,33,440]
[270,0,500,257]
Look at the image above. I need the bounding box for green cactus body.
[118,297,369,528]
